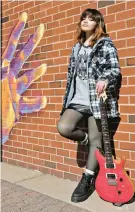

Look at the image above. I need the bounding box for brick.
[41,45,53,52]
[32,131,44,138]
[120,142,135,151]
[2,16,9,23]
[39,152,50,160]
[50,81,61,88]
[131,152,135,160]
[33,158,44,166]
[53,11,66,21]
[64,157,77,166]
[44,132,55,140]
[128,77,135,85]
[129,115,135,123]
[54,89,65,96]
[47,50,59,59]
[23,143,32,150]
[64,172,77,181]
[98,0,115,8]
[108,2,125,14]
[57,149,69,157]
[27,150,39,158]
[13,5,23,13]
[51,155,63,163]
[120,87,135,95]
[50,169,63,178]
[50,141,63,148]
[3,151,12,158]
[46,6,58,16]
[54,57,67,65]
[116,9,135,21]
[117,28,135,39]
[125,160,135,169]
[57,163,69,172]
[59,2,73,11]
[67,7,80,17]
[39,166,50,174]
[107,21,126,32]
[127,18,135,28]
[127,57,135,66]
[120,105,135,114]
[127,0,135,10]
[44,147,56,154]
[13,153,23,161]
[60,17,73,27]
[130,134,135,142]
[70,166,83,175]
[45,161,56,169]
[118,96,128,104]
[33,145,43,152]
[118,123,135,133]
[47,20,59,30]
[116,150,130,159]
[121,67,135,76]
[131,170,135,178]
[23,156,32,163]
[130,97,135,104]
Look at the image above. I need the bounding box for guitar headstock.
[98,91,107,102]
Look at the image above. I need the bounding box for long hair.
[75,8,109,47]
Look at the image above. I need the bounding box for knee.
[89,132,102,145]
[57,121,73,137]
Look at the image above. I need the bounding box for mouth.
[82,25,88,27]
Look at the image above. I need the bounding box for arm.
[97,44,121,89]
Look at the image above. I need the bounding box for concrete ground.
[1,162,135,212]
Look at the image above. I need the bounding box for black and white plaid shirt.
[60,37,122,119]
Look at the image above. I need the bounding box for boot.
[71,173,95,203]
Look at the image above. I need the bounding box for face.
[81,15,97,32]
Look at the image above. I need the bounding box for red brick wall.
[2,0,135,186]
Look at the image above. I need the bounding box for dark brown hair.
[75,8,109,47]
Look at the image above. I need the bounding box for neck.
[85,32,94,40]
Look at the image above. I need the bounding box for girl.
[57,8,121,203]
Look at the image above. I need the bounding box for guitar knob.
[118,190,121,195]
[120,178,123,182]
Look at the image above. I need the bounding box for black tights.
[57,109,103,172]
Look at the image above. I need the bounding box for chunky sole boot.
[71,173,95,203]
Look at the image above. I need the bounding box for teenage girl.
[57,8,121,203]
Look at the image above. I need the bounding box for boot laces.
[78,173,93,191]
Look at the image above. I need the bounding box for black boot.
[71,173,95,203]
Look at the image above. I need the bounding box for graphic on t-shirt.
[76,47,90,80]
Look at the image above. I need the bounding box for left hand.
[96,80,108,97]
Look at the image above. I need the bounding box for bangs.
[80,11,96,22]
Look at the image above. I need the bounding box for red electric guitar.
[95,91,134,206]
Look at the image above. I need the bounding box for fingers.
[10,24,45,77]
[96,81,107,97]
[19,96,47,114]
[16,64,47,95]
[2,12,27,62]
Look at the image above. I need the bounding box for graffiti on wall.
[2,12,47,144]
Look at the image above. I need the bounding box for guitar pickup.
[106,173,117,179]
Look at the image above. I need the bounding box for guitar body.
[95,149,134,203]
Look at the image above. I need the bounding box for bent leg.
[57,109,86,142]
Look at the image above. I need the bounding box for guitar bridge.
[106,173,117,186]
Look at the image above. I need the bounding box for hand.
[96,80,108,97]
[2,12,47,144]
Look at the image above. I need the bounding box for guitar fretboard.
[100,97,113,165]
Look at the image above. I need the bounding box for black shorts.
[66,103,93,116]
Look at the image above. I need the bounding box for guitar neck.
[100,97,113,165]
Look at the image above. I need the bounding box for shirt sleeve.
[97,44,121,89]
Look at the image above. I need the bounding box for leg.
[86,116,103,171]
[57,109,86,142]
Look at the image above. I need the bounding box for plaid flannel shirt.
[60,37,122,119]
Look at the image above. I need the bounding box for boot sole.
[71,188,95,203]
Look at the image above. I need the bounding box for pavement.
[1,162,135,212]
